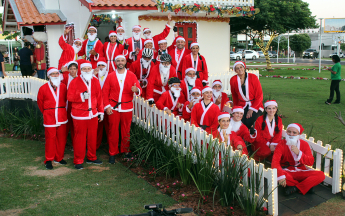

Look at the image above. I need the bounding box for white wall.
[46,25,64,68]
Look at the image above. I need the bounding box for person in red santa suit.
[182,87,202,121]
[32,32,48,79]
[37,67,68,169]
[136,40,158,61]
[191,86,220,134]
[229,106,257,144]
[116,26,126,45]
[252,100,283,161]
[156,77,186,116]
[102,55,142,163]
[180,67,203,102]
[146,53,177,104]
[272,123,325,195]
[58,28,83,70]
[168,36,191,80]
[103,30,128,73]
[130,48,155,100]
[67,61,104,170]
[211,80,232,112]
[181,42,209,86]
[230,61,263,129]
[213,112,248,155]
[125,25,145,69]
[78,26,104,69]
[155,39,176,64]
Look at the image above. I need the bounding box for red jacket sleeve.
[201,55,208,83]
[232,133,246,150]
[207,107,220,134]
[155,93,167,110]
[271,141,287,179]
[249,74,263,112]
[190,104,200,128]
[95,81,104,114]
[37,86,44,113]
[78,40,87,57]
[153,24,172,41]
[67,79,84,103]
[102,74,112,109]
[146,68,156,101]
[230,77,240,107]
[182,101,192,121]
[58,35,69,50]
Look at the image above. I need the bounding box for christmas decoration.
[139,15,230,23]
[89,14,122,27]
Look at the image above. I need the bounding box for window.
[175,22,197,49]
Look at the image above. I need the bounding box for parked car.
[230,51,242,60]
[268,51,277,58]
[329,52,344,58]
[258,51,265,58]
[302,49,319,59]
[239,50,259,60]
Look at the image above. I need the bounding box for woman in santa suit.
[230,61,263,129]
[181,42,208,86]
[252,100,283,161]
[103,30,128,73]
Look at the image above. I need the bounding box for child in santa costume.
[180,67,203,102]
[146,53,177,104]
[181,42,208,86]
[272,123,325,196]
[191,86,220,134]
[102,55,142,164]
[58,28,83,69]
[37,67,68,169]
[182,87,202,121]
[67,61,104,170]
[230,61,263,129]
[168,36,191,80]
[78,26,104,69]
[252,100,283,161]
[156,77,186,116]
[211,80,232,112]
[125,25,145,69]
[229,106,257,145]
[103,30,128,73]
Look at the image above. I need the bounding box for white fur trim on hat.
[287,124,300,133]
[212,80,222,88]
[80,63,92,69]
[47,68,58,76]
[185,67,195,74]
[144,40,153,46]
[88,26,97,32]
[117,26,124,31]
[218,113,230,120]
[190,88,201,94]
[232,108,244,113]
[202,87,212,94]
[132,25,141,30]
[176,37,185,42]
[74,38,83,43]
[264,100,278,108]
[32,32,48,42]
[158,39,167,44]
[190,42,199,49]
[143,28,150,33]
[66,61,78,68]
[233,61,245,71]
[97,61,107,66]
[109,32,117,37]
[115,55,126,61]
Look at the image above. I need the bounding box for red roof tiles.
[90,0,156,7]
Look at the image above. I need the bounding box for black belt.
[281,162,301,169]
[79,108,92,111]
[111,99,132,109]
[199,125,209,130]
[44,106,65,110]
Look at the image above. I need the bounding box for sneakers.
[45,161,53,170]
[86,159,103,165]
[325,101,331,105]
[125,152,132,159]
[54,159,67,165]
[109,156,116,164]
[75,164,84,170]
[285,186,298,196]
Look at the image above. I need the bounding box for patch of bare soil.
[63,154,73,160]
[298,197,345,216]
[34,157,42,162]
[25,166,73,178]
[0,143,11,148]
[86,166,110,172]
[0,204,37,216]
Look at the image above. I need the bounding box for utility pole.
[277,36,280,63]
[318,18,323,73]
[287,31,290,63]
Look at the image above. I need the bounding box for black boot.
[45,161,53,170]
[285,186,298,196]
[109,156,116,164]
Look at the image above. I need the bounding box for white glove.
[83,92,90,99]
[98,114,104,121]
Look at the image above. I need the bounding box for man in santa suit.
[37,67,68,169]
[103,30,128,73]
[211,80,232,112]
[78,26,104,69]
[102,55,142,163]
[67,61,104,169]
[182,87,202,121]
[168,36,191,80]
[116,26,126,45]
[272,123,325,195]
[230,106,257,144]
[156,77,186,116]
[130,48,155,100]
[155,39,176,64]
[191,86,220,134]
[136,39,158,61]
[180,67,203,102]
[58,28,83,70]
[181,42,209,86]
[32,32,48,79]
[125,25,145,69]
[146,53,177,104]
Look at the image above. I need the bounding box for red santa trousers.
[44,124,67,163]
[108,111,132,156]
[97,114,109,150]
[72,117,98,164]
[285,170,325,195]
[253,145,272,161]
[66,112,75,145]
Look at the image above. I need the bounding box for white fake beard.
[186,76,196,86]
[81,71,93,82]
[171,87,181,98]
[87,33,97,41]
[98,68,107,77]
[213,89,221,99]
[285,134,300,146]
[230,118,242,132]
[141,58,151,69]
[144,33,152,39]
[190,96,201,103]
[117,33,125,41]
[50,76,60,87]
[72,44,81,53]
[132,32,141,41]
[159,63,170,75]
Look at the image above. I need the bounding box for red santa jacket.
[146,64,177,102]
[78,39,104,69]
[34,42,46,70]
[156,90,186,116]
[67,76,104,119]
[232,118,256,143]
[168,47,191,80]
[253,115,283,148]
[181,53,208,84]
[37,82,68,127]
[272,139,316,181]
[125,37,145,68]
[150,24,172,50]
[213,128,248,155]
[58,35,77,70]
[102,70,141,112]
[154,40,177,64]
[191,100,220,134]
[230,73,263,113]
[180,78,203,102]
[212,92,231,112]
[103,42,128,73]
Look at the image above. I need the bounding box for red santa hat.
[109,30,117,37]
[143,28,150,33]
[144,39,153,46]
[185,67,195,74]
[232,106,244,114]
[212,80,222,88]
[190,42,199,49]
[66,61,78,68]
[115,55,126,61]
[116,26,124,31]
[218,112,231,120]
[47,67,59,76]
[158,39,167,44]
[176,36,185,42]
[190,87,201,95]
[202,86,212,94]
[74,38,83,43]
[88,26,97,32]
[264,100,278,108]
[97,57,107,67]
[132,25,141,30]
[287,123,304,134]
[233,61,246,71]
[80,60,92,69]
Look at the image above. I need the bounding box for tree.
[0,13,20,40]
[289,33,311,55]
[230,0,317,70]
[341,43,345,51]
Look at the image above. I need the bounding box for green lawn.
[0,137,175,215]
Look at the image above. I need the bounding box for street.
[234,57,345,65]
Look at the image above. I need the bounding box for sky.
[303,0,345,20]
